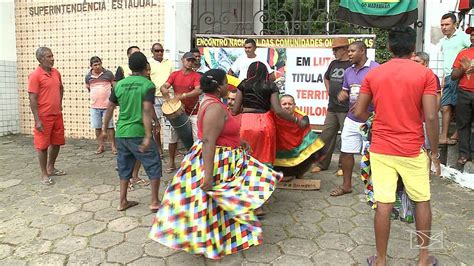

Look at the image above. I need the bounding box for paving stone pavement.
[0,135,472,265]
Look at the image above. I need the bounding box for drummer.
[160,52,202,173]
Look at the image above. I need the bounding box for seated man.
[273,94,326,180]
[227,90,237,110]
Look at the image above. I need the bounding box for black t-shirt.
[324,59,352,112]
[115,66,125,82]
[238,80,279,111]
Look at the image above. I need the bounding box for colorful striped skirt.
[274,131,325,177]
[149,140,282,259]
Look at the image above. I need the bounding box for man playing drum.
[160,52,201,173]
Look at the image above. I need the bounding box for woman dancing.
[149,69,282,259]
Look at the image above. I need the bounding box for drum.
[161,99,194,150]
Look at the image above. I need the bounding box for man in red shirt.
[161,52,201,172]
[28,47,65,185]
[354,27,441,266]
[451,26,474,168]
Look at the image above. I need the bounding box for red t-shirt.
[197,95,241,148]
[166,70,201,115]
[28,66,62,116]
[453,47,474,92]
[360,58,437,157]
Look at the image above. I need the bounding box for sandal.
[457,157,469,166]
[367,255,377,266]
[330,186,353,197]
[128,183,135,191]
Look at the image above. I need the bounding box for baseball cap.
[466,27,474,34]
[182,52,195,60]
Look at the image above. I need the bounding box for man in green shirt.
[103,52,162,212]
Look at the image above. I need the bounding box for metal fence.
[191,0,373,37]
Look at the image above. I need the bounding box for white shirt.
[230,55,273,80]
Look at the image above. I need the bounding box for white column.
[0,0,16,61]
[163,0,192,69]
[253,0,264,35]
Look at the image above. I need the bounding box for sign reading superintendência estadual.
[29,0,158,16]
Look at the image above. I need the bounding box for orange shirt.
[360,58,437,157]
[453,47,474,92]
[28,66,62,116]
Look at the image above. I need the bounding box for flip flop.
[165,167,176,174]
[41,178,54,186]
[117,201,139,211]
[131,178,150,186]
[149,205,161,213]
[425,255,438,266]
[112,149,118,155]
[447,138,457,145]
[457,157,469,166]
[49,169,67,176]
[439,138,457,145]
[330,186,353,197]
[310,166,322,173]
[95,149,105,155]
[367,255,377,266]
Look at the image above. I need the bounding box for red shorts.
[34,114,65,150]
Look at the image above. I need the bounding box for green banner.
[337,0,418,28]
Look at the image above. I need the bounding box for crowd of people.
[26,13,474,264]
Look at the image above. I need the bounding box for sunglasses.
[154,49,164,53]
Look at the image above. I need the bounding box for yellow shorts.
[370,150,430,203]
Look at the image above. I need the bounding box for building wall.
[15,0,165,139]
[0,0,19,136]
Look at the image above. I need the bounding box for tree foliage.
[262,0,392,63]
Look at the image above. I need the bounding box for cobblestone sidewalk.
[0,135,472,265]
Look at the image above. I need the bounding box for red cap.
[466,27,474,34]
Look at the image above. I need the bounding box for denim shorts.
[153,97,164,120]
[440,76,458,107]
[115,137,162,180]
[91,108,114,129]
